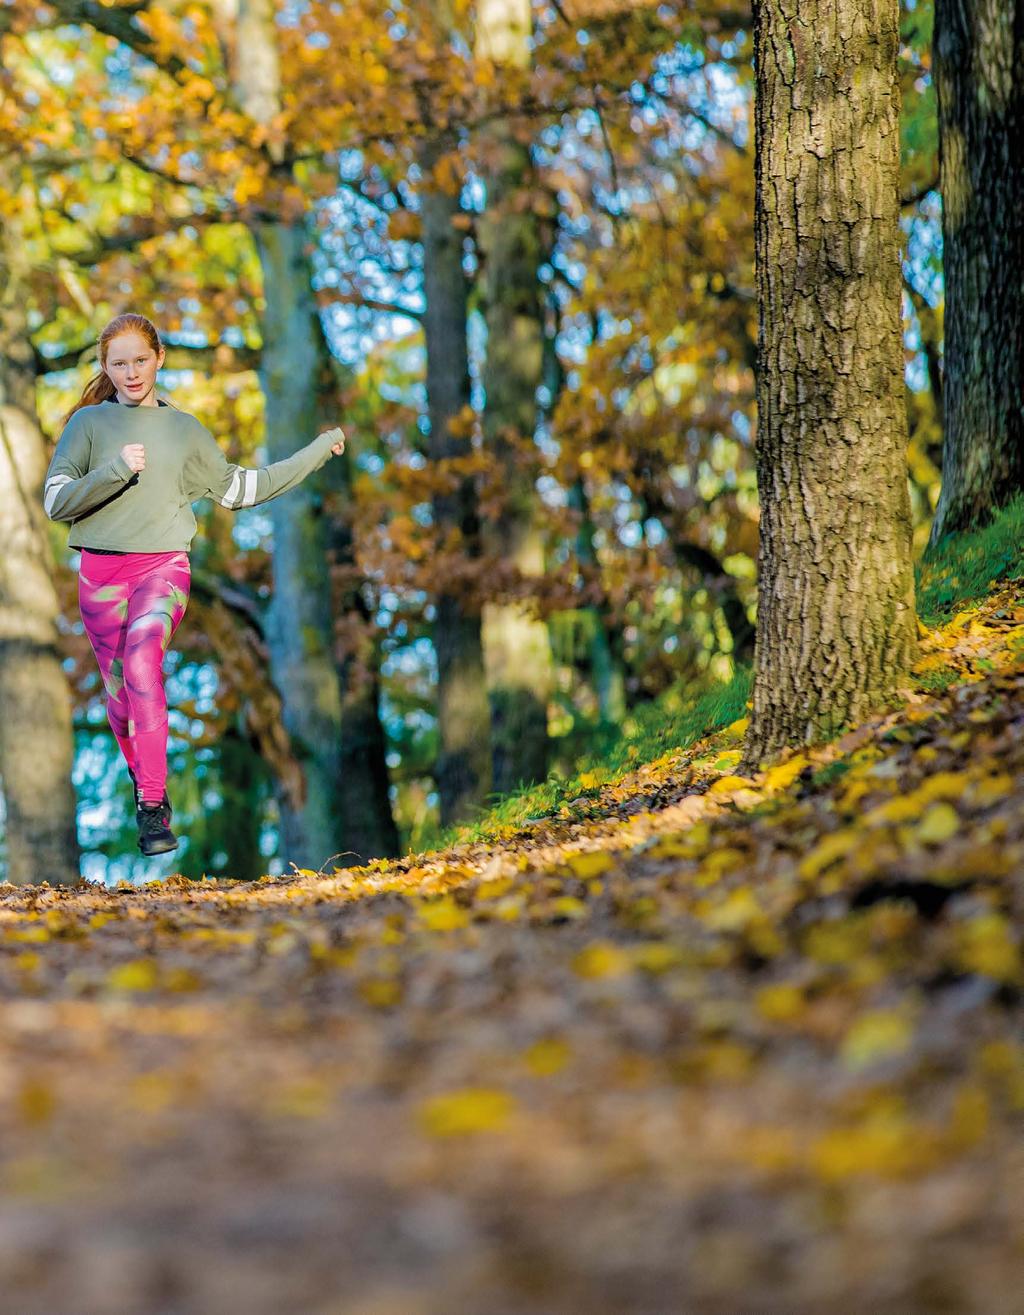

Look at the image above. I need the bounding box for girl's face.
[104,332,166,405]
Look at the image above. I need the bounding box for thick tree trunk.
[476,0,553,796]
[0,184,81,885]
[743,0,916,766]
[420,133,493,826]
[928,0,1024,543]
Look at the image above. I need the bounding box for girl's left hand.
[322,425,346,455]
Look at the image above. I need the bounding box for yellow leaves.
[811,1106,939,1181]
[841,1010,913,1071]
[418,1088,516,1137]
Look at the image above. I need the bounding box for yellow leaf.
[914,802,960,845]
[762,754,808,791]
[702,888,762,931]
[107,959,159,993]
[17,1077,56,1126]
[956,913,1021,982]
[551,896,588,920]
[707,774,754,796]
[358,978,403,1007]
[523,1037,571,1076]
[564,851,613,880]
[755,983,804,1022]
[798,828,859,880]
[417,898,469,932]
[631,942,685,974]
[841,1010,913,1070]
[572,941,632,978]
[419,1088,515,1137]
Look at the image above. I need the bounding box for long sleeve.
[184,426,340,510]
[43,414,135,522]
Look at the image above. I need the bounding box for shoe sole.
[139,837,178,856]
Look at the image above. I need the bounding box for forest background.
[1,0,943,885]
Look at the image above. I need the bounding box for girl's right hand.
[120,443,146,473]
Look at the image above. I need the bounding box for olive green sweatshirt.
[43,397,338,552]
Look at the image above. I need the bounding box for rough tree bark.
[743,0,916,766]
[927,0,1024,543]
[0,171,81,885]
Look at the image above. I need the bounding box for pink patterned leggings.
[78,549,191,804]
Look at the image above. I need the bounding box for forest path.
[2,582,1024,1313]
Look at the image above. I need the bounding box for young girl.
[44,312,345,858]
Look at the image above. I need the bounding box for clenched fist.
[321,426,346,456]
[120,443,146,474]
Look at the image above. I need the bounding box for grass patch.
[917,494,1024,625]
[412,498,1024,858]
[426,665,753,852]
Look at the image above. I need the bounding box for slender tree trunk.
[476,0,553,795]
[928,0,1024,543]
[322,410,401,865]
[568,476,626,724]
[230,0,398,868]
[743,0,916,766]
[420,131,493,826]
[0,174,81,885]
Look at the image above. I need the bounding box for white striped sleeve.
[42,415,134,522]
[185,424,337,511]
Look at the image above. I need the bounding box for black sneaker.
[136,798,177,856]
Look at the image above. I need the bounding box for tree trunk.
[743,0,916,766]
[476,0,554,796]
[232,0,398,868]
[323,433,401,865]
[0,173,81,885]
[420,132,493,826]
[927,0,1024,543]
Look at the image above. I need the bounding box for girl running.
[44,313,345,857]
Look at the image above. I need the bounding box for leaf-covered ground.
[3,585,1024,1313]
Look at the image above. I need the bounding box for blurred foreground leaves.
[2,585,1024,1312]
